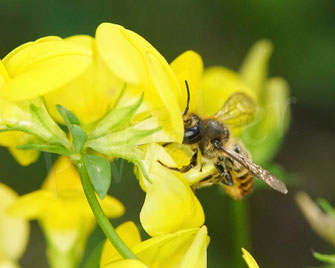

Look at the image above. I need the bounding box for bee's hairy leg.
[162,142,172,147]
[215,162,234,186]
[157,148,198,173]
[191,174,215,191]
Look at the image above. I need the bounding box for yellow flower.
[137,143,204,237]
[242,248,260,268]
[0,22,184,165]
[0,183,29,268]
[100,221,209,268]
[7,156,124,267]
[1,23,183,140]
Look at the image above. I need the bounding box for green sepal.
[17,143,71,156]
[89,93,144,139]
[313,252,335,265]
[82,154,111,199]
[71,125,87,153]
[56,105,80,126]
[29,103,69,147]
[56,105,87,153]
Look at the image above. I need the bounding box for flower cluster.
[0,22,288,267]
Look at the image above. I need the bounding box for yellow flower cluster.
[0,22,286,266]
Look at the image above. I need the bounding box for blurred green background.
[1,0,335,267]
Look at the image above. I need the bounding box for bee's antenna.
[183,80,190,116]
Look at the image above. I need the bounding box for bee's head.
[183,114,203,144]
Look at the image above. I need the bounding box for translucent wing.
[219,145,288,194]
[215,92,257,128]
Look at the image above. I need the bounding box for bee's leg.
[162,142,172,147]
[215,162,234,186]
[191,174,215,191]
[157,148,198,173]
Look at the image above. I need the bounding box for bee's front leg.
[157,148,198,173]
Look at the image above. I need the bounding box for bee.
[159,81,287,199]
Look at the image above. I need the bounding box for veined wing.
[215,92,256,128]
[219,145,288,194]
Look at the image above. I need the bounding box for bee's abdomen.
[238,171,254,196]
[222,170,254,200]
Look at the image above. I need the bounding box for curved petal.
[170,50,204,113]
[1,37,92,101]
[197,66,256,117]
[132,227,208,268]
[100,196,125,218]
[0,184,29,261]
[139,144,204,237]
[100,221,141,267]
[96,23,149,87]
[242,248,259,268]
[239,40,273,95]
[96,23,183,142]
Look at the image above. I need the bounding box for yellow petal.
[0,60,10,86]
[6,190,52,220]
[103,259,148,268]
[0,131,39,166]
[96,23,149,87]
[0,184,29,261]
[42,156,83,192]
[100,221,141,267]
[170,50,204,113]
[100,195,125,218]
[132,227,208,268]
[242,248,259,268]
[44,36,122,124]
[139,143,204,237]
[239,39,273,95]
[7,145,40,166]
[145,52,183,142]
[178,226,208,268]
[1,37,92,101]
[96,23,183,142]
[197,66,256,117]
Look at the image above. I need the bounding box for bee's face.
[182,114,203,144]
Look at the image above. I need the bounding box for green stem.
[73,155,137,260]
[230,199,251,268]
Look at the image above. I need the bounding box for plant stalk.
[73,155,137,260]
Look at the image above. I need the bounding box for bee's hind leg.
[157,148,198,173]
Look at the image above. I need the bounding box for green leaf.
[17,144,71,156]
[71,125,87,153]
[82,154,111,199]
[56,105,80,126]
[313,252,335,264]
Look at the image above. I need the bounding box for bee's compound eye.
[183,126,201,144]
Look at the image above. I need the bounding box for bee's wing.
[215,92,257,128]
[219,145,288,194]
